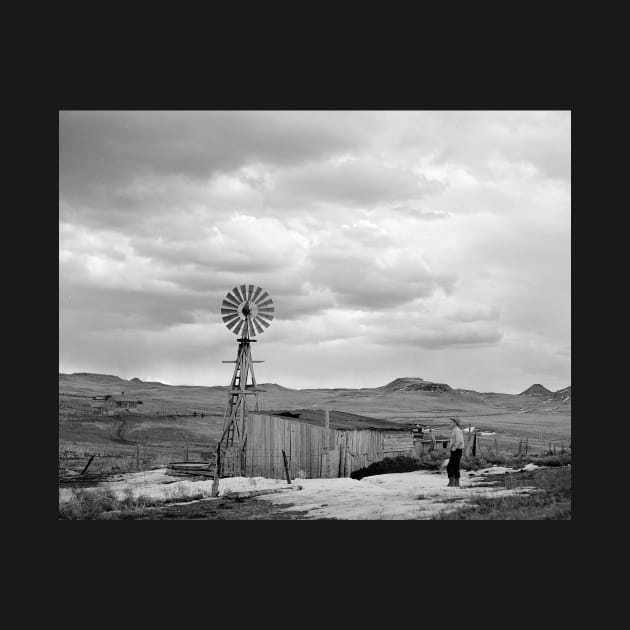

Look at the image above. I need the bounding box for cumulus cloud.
[273,157,446,206]
[59,111,378,203]
[59,110,570,391]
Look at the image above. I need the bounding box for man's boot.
[453,477,460,487]
[447,476,454,487]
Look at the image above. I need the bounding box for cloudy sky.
[59,111,570,393]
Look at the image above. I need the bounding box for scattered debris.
[166,462,215,477]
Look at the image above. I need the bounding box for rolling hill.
[519,384,553,397]
[554,386,571,399]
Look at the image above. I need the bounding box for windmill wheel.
[220,284,274,337]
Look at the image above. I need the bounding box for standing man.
[447,417,465,487]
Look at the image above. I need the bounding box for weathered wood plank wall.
[244,413,416,478]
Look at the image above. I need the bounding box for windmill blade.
[254,291,269,305]
[254,316,269,329]
[257,298,274,308]
[226,317,240,330]
[239,285,247,303]
[258,307,275,315]
[222,313,240,325]
[223,294,240,308]
[251,286,263,303]
[221,307,239,315]
[232,286,244,302]
[233,319,245,336]
[257,310,274,320]
[252,318,264,335]
[247,284,255,301]
[248,317,257,337]
[257,313,273,325]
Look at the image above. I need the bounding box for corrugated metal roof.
[263,409,412,431]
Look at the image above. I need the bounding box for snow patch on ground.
[58,470,292,504]
[59,465,542,519]
[255,469,536,520]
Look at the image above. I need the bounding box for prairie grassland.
[433,466,571,520]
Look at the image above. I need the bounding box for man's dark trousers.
[447,448,463,479]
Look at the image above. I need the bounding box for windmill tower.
[211,284,274,492]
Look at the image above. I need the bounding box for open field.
[59,372,570,476]
[433,466,571,520]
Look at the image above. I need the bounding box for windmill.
[211,284,274,492]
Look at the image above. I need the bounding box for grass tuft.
[460,451,571,471]
[59,485,210,519]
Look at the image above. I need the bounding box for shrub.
[531,453,571,467]
[59,488,120,520]
[351,456,426,480]
[415,451,447,470]
[460,455,489,471]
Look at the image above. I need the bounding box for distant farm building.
[91,392,143,415]
[226,409,418,479]
[413,426,451,455]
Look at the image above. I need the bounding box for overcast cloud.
[59,110,570,393]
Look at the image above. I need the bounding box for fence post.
[80,454,95,476]
[472,432,477,457]
[136,444,140,470]
[282,449,292,484]
[525,438,528,456]
[211,447,221,497]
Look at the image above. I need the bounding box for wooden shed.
[236,409,416,479]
